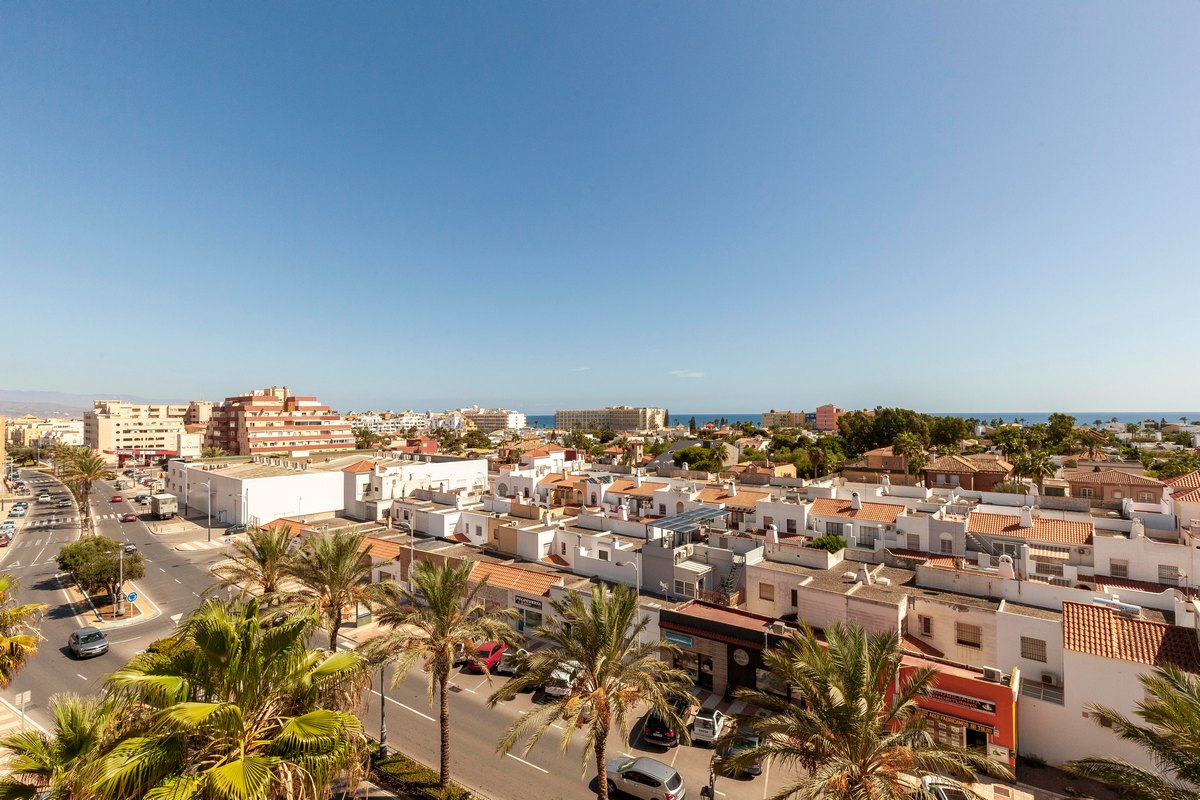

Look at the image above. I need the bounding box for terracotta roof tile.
[1063,469,1164,487]
[695,487,769,510]
[923,454,1013,475]
[468,561,564,596]
[1174,486,1200,503]
[1166,470,1200,490]
[809,497,903,524]
[607,479,668,498]
[342,460,377,473]
[1063,601,1200,672]
[358,536,406,561]
[966,511,1093,545]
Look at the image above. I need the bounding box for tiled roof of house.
[468,561,564,596]
[1174,486,1200,503]
[607,479,668,498]
[1063,469,1164,487]
[923,454,1013,474]
[358,536,406,561]
[1166,470,1200,490]
[342,460,377,473]
[810,497,903,524]
[1063,601,1200,672]
[966,511,1094,545]
[694,487,770,510]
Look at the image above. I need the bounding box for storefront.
[659,601,775,697]
[905,661,1019,769]
[514,594,544,633]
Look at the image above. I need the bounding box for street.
[1,467,785,800]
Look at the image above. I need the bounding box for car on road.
[57,498,71,507]
[7,508,25,518]
[465,641,507,673]
[68,627,110,659]
[642,697,695,747]
[37,493,51,503]
[691,708,728,747]
[494,647,530,677]
[605,756,686,800]
[716,727,762,777]
[225,523,248,535]
[543,660,582,698]
[123,543,138,553]
[110,495,123,503]
[12,501,27,510]
[121,513,138,522]
[920,777,972,800]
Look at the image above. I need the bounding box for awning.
[1029,545,1069,560]
[919,709,997,736]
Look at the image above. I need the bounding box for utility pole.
[117,545,125,618]
[379,663,389,757]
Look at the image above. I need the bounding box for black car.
[642,697,693,747]
[225,523,248,535]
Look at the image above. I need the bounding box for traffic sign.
[126,591,138,602]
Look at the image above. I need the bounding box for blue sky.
[2,3,1196,414]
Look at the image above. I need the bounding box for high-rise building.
[554,405,668,431]
[460,406,527,432]
[815,403,845,432]
[761,410,804,429]
[84,401,191,462]
[204,386,354,457]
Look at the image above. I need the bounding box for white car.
[690,708,728,747]
[37,493,52,503]
[920,777,972,800]
[543,660,582,697]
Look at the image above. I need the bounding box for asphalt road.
[0,468,785,800]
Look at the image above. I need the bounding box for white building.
[459,406,527,432]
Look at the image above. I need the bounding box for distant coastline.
[526,412,1200,429]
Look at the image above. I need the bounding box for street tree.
[61,451,111,537]
[0,574,46,688]
[54,537,144,604]
[206,523,294,606]
[282,531,378,650]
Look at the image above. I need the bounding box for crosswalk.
[175,539,233,552]
[25,517,78,528]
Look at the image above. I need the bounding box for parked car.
[7,509,25,518]
[0,537,9,548]
[135,495,149,504]
[110,495,123,503]
[605,756,686,800]
[68,627,110,659]
[494,647,530,677]
[716,727,762,777]
[920,777,972,800]
[12,501,27,510]
[452,642,468,666]
[121,513,138,523]
[57,498,71,507]
[0,522,15,535]
[225,523,248,535]
[542,660,582,697]
[642,698,694,747]
[691,708,728,747]
[465,641,507,673]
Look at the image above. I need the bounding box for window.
[598,550,609,562]
[955,623,982,648]
[475,525,482,536]
[758,583,774,601]
[919,615,933,637]
[1079,487,1094,499]
[790,589,798,607]
[1112,490,1124,500]
[1034,559,1064,577]
[857,527,879,549]
[1159,565,1180,585]
[1021,637,1047,662]
[906,533,920,551]
[786,519,797,534]
[673,580,696,597]
[1109,559,1128,578]
[1138,491,1153,502]
[659,504,666,515]
[827,522,844,536]
[541,543,551,557]
[940,535,954,554]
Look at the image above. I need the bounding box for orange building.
[204,386,354,457]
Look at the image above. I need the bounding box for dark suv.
[642,698,692,747]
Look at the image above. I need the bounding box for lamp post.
[202,479,213,543]
[379,662,389,757]
[396,518,415,589]
[616,552,642,645]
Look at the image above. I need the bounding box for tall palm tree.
[891,431,927,475]
[1019,450,1056,491]
[99,599,369,800]
[62,451,110,537]
[206,523,295,605]
[719,624,1010,800]
[1065,663,1200,800]
[0,693,119,800]
[361,561,517,790]
[489,584,694,800]
[0,574,46,688]
[281,531,378,650]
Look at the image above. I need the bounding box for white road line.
[762,760,771,799]
[174,578,182,584]
[76,674,87,681]
[159,567,166,572]
[506,753,549,774]
[367,689,436,722]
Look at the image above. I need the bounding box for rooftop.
[810,496,904,524]
[966,510,1094,546]
[1063,601,1200,672]
[1063,469,1164,487]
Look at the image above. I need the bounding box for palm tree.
[361,562,517,790]
[719,624,1010,799]
[1020,450,1056,491]
[200,446,227,459]
[1065,663,1200,800]
[99,599,369,800]
[489,584,694,800]
[281,530,378,650]
[0,574,46,688]
[0,693,119,800]
[61,451,110,537]
[891,431,927,474]
[206,523,295,606]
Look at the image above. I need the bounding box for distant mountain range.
[0,389,187,420]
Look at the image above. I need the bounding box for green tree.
[720,624,1010,799]
[362,562,517,790]
[1017,450,1056,490]
[62,451,112,537]
[688,416,697,434]
[206,524,294,605]
[200,446,227,459]
[0,694,119,800]
[55,537,145,604]
[282,531,378,650]
[930,416,972,453]
[99,600,369,800]
[0,574,46,688]
[890,432,927,475]
[1065,663,1200,800]
[489,585,694,800]
[354,428,382,450]
[1045,412,1077,452]
[990,427,1029,460]
[461,429,491,450]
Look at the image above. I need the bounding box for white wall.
[1092,530,1200,587]
[908,596,997,670]
[170,462,344,525]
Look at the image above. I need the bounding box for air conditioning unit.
[1041,671,1060,688]
[982,666,1003,682]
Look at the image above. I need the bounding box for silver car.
[605,756,686,800]
[68,627,109,659]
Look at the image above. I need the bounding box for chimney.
[619,504,629,522]
[765,524,779,545]
[1019,506,1034,528]
[850,492,862,511]
[634,473,642,488]
[997,554,1016,580]
[1131,518,1145,539]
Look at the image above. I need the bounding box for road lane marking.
[506,754,548,774]
[762,760,771,799]
[159,568,166,572]
[367,689,436,721]
[76,674,87,681]
[174,579,182,584]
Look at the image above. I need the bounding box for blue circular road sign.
[127,591,138,602]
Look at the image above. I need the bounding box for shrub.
[373,753,473,800]
[807,535,847,553]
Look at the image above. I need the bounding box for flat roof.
[650,507,730,534]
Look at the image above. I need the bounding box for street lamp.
[379,662,389,757]
[616,552,641,594]
[396,517,415,588]
[202,479,213,543]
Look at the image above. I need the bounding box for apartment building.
[761,410,804,429]
[460,406,527,432]
[6,416,85,448]
[554,405,668,432]
[204,386,354,457]
[814,403,845,432]
[84,400,206,461]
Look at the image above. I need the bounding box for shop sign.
[922,710,997,736]
[732,648,750,666]
[514,595,543,610]
[664,631,693,648]
[927,688,996,714]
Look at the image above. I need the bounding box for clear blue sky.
[2,2,1196,414]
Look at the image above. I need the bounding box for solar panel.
[651,507,730,534]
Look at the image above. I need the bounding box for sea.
[525,412,1200,429]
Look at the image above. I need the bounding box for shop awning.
[1029,545,1070,560]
